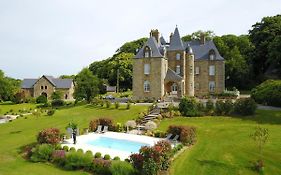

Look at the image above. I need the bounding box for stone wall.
[133,57,167,100]
[33,77,55,99]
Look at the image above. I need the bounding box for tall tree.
[74,68,100,102]
[249,14,281,80]
[182,30,215,42]
[0,70,21,101]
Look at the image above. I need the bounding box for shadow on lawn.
[229,110,281,125]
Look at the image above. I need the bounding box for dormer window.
[144,46,151,58]
[209,49,216,60]
[176,53,180,60]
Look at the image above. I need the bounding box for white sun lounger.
[102,126,108,133]
[96,125,102,133]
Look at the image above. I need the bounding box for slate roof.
[21,75,73,89]
[184,40,224,60]
[165,68,183,82]
[168,27,184,51]
[160,36,166,45]
[135,36,163,58]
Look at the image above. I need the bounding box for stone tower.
[185,44,195,96]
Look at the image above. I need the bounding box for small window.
[209,65,215,76]
[190,65,193,74]
[171,83,177,92]
[145,51,149,58]
[176,65,180,74]
[195,67,200,75]
[210,54,215,60]
[45,86,47,90]
[144,46,151,58]
[144,81,150,92]
[209,81,215,92]
[65,94,68,99]
[209,49,216,60]
[144,64,150,75]
[176,53,181,60]
[41,86,43,90]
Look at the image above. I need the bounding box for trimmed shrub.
[154,130,167,138]
[64,151,92,170]
[95,152,102,158]
[51,150,66,166]
[47,109,55,116]
[215,100,234,116]
[251,80,281,107]
[37,128,60,144]
[30,144,54,162]
[92,158,111,175]
[51,99,65,107]
[85,150,93,157]
[51,91,63,100]
[114,102,120,109]
[205,100,215,115]
[110,160,135,175]
[113,156,120,161]
[105,100,111,108]
[89,118,114,132]
[69,147,76,152]
[63,146,69,151]
[179,97,200,117]
[126,102,131,109]
[104,154,111,160]
[234,98,257,115]
[168,125,196,145]
[36,95,47,104]
[145,121,157,131]
[77,149,83,153]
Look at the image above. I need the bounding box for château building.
[132,27,225,100]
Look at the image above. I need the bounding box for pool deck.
[61,132,162,160]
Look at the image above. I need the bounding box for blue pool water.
[86,136,150,153]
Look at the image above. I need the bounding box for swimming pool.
[86,136,149,153]
[62,132,161,160]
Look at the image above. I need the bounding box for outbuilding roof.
[21,75,73,89]
[165,68,183,82]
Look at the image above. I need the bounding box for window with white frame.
[209,81,215,92]
[176,53,181,60]
[145,51,149,58]
[144,64,150,75]
[209,65,215,76]
[171,83,177,92]
[210,54,215,60]
[176,65,180,74]
[195,67,200,75]
[144,81,150,92]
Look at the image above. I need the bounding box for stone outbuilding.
[21,75,75,100]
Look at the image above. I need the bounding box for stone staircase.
[140,107,161,125]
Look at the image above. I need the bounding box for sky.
[0,0,280,79]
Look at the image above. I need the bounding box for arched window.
[176,65,180,74]
[144,81,150,92]
[144,46,151,58]
[171,83,177,92]
[209,49,216,60]
[176,53,181,60]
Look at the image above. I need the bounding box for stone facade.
[133,27,225,100]
[21,75,75,100]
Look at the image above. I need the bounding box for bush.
[234,98,257,116]
[30,144,54,162]
[89,118,114,132]
[64,151,92,170]
[110,160,135,175]
[215,100,234,116]
[154,130,167,138]
[69,147,76,152]
[51,99,65,107]
[95,152,102,158]
[126,102,131,109]
[205,100,215,115]
[104,154,111,160]
[51,91,63,100]
[105,100,111,108]
[85,150,93,157]
[113,156,120,161]
[37,128,61,144]
[51,150,66,166]
[179,97,200,117]
[92,158,111,175]
[251,80,281,107]
[77,149,84,153]
[168,125,196,145]
[63,146,69,151]
[145,121,157,131]
[114,102,120,109]
[47,109,55,116]
[36,95,47,104]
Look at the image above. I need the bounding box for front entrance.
[171,83,178,95]
[41,92,47,98]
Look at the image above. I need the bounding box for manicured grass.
[0,104,146,175]
[0,102,37,115]
[158,110,281,175]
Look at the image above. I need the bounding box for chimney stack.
[169,32,173,43]
[200,33,205,45]
[150,29,160,44]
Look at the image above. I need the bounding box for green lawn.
[0,102,37,115]
[0,104,146,175]
[0,103,280,175]
[158,110,281,175]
